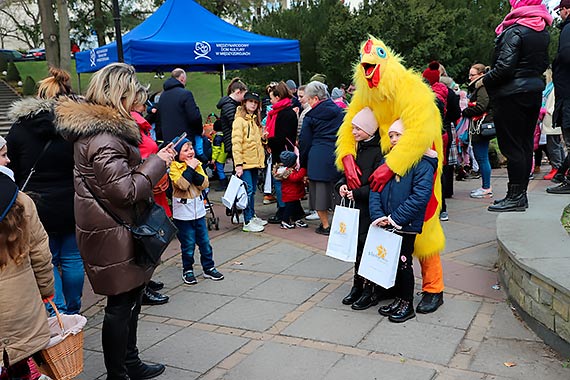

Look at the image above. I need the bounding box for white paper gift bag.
[325,199,359,262]
[222,175,248,210]
[264,154,273,194]
[358,225,402,288]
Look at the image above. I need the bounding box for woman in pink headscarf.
[483,0,552,212]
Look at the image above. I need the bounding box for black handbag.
[80,175,177,267]
[479,121,496,139]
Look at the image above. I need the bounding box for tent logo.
[90,49,96,67]
[194,41,212,60]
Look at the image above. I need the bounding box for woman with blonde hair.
[55,63,175,380]
[6,67,84,317]
[0,172,54,380]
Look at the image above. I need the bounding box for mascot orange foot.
[336,36,445,314]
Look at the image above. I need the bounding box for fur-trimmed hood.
[8,97,56,122]
[55,98,141,145]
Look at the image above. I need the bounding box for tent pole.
[297,62,302,86]
[219,68,224,97]
[77,73,81,94]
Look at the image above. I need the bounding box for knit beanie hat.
[422,61,441,86]
[286,79,297,90]
[352,107,378,136]
[280,150,297,168]
[510,0,542,8]
[173,137,191,160]
[310,73,327,83]
[0,172,18,222]
[0,136,6,150]
[388,119,404,135]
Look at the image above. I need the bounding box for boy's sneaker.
[281,221,295,229]
[182,270,197,285]
[470,188,493,199]
[295,220,308,228]
[243,220,264,232]
[439,211,449,221]
[203,268,224,281]
[305,210,320,220]
[263,195,277,204]
[252,216,268,226]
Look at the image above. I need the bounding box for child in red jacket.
[272,150,308,229]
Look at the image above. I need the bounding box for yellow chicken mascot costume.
[336,36,445,314]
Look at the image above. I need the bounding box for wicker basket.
[38,300,85,380]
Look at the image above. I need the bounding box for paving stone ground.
[77,167,570,380]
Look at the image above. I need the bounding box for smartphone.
[172,132,187,149]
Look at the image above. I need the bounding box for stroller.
[203,190,220,230]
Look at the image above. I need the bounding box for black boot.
[147,280,164,291]
[342,277,364,305]
[141,286,169,306]
[416,291,444,314]
[127,362,166,380]
[215,177,228,192]
[351,284,379,310]
[388,299,416,323]
[378,298,401,316]
[488,184,527,212]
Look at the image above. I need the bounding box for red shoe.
[543,168,558,181]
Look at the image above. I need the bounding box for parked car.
[0,49,26,62]
[25,48,45,61]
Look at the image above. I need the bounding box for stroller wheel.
[207,219,212,230]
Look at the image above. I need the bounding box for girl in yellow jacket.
[231,92,267,233]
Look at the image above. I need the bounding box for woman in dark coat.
[266,81,298,223]
[299,81,343,235]
[483,0,551,212]
[55,63,175,380]
[6,68,83,316]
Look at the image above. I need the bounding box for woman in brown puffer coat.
[0,173,54,379]
[55,63,175,380]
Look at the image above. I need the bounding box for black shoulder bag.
[80,174,177,268]
[21,140,52,191]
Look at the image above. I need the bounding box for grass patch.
[562,204,570,234]
[13,60,232,117]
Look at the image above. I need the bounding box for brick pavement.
[77,166,570,380]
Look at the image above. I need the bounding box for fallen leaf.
[504,362,517,367]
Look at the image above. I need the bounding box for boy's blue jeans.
[215,161,226,180]
[47,232,84,315]
[173,217,215,273]
[240,169,258,224]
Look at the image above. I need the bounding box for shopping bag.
[222,175,248,210]
[325,198,359,262]
[264,154,272,194]
[358,225,402,288]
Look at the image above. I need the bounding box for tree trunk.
[38,0,60,68]
[93,0,106,47]
[57,0,71,72]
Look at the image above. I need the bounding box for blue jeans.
[273,177,285,208]
[472,140,491,189]
[240,169,258,223]
[48,232,84,315]
[215,162,226,180]
[174,217,215,272]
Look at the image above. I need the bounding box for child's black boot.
[388,299,415,323]
[342,277,364,305]
[351,283,379,310]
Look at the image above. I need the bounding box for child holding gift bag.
[272,150,308,229]
[335,107,384,310]
[369,119,437,323]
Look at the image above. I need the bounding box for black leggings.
[394,233,416,302]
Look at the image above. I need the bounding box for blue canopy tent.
[75,0,301,88]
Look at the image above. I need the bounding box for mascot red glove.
[342,155,362,189]
[369,163,395,192]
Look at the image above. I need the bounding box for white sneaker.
[306,210,320,220]
[470,188,493,199]
[243,220,264,232]
[252,216,268,226]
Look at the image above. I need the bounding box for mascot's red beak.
[362,63,381,89]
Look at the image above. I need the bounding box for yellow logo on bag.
[376,245,387,259]
[339,222,347,234]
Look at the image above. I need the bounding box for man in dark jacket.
[484,1,551,212]
[157,68,202,146]
[547,0,570,194]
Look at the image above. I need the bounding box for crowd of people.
[1,0,569,378]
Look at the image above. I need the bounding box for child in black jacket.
[336,107,384,310]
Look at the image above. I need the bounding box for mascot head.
[358,36,398,89]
